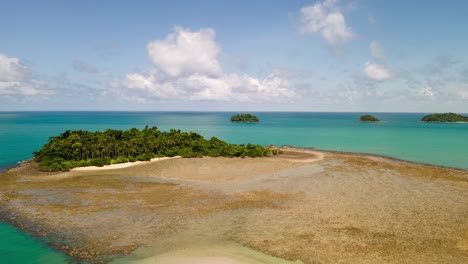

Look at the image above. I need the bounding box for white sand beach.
[71,156,181,171]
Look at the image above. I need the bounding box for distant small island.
[421,113,468,123]
[359,115,380,122]
[230,113,260,123]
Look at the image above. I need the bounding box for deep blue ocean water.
[1,111,467,262]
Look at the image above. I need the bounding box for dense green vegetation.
[33,126,281,172]
[230,113,259,122]
[421,113,468,123]
[359,115,380,122]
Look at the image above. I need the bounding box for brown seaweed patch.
[197,190,291,216]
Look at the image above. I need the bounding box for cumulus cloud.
[364,62,392,81]
[300,0,353,45]
[187,73,295,102]
[0,53,53,97]
[113,70,295,103]
[370,41,385,60]
[112,27,297,103]
[147,27,222,77]
[112,70,182,100]
[0,53,27,82]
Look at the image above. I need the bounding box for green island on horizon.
[230,113,260,123]
[358,115,381,122]
[420,112,468,123]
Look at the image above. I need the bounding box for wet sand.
[1,148,468,263]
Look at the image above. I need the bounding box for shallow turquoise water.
[1,112,467,169]
[0,223,71,263]
[0,111,467,262]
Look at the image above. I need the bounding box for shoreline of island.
[285,146,468,172]
[70,156,183,171]
[2,145,467,175]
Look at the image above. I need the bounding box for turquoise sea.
[1,111,468,262]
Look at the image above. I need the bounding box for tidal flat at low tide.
[1,149,468,264]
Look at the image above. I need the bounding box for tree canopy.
[359,115,380,122]
[33,126,280,172]
[421,113,468,123]
[230,114,259,122]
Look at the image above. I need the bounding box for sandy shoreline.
[71,156,182,171]
[1,148,468,263]
[70,148,325,172]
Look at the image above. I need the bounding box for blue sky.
[1,0,468,112]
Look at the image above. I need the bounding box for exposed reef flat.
[1,148,468,264]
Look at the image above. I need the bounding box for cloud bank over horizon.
[0,54,52,98]
[111,27,297,103]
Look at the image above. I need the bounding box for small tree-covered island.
[230,113,260,122]
[33,127,281,171]
[420,113,468,123]
[358,115,381,122]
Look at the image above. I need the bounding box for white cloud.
[364,62,392,81]
[416,86,436,99]
[0,53,26,82]
[300,0,353,45]
[112,70,182,101]
[147,27,222,77]
[113,27,298,103]
[0,53,53,97]
[370,41,385,60]
[112,70,296,103]
[187,73,295,102]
